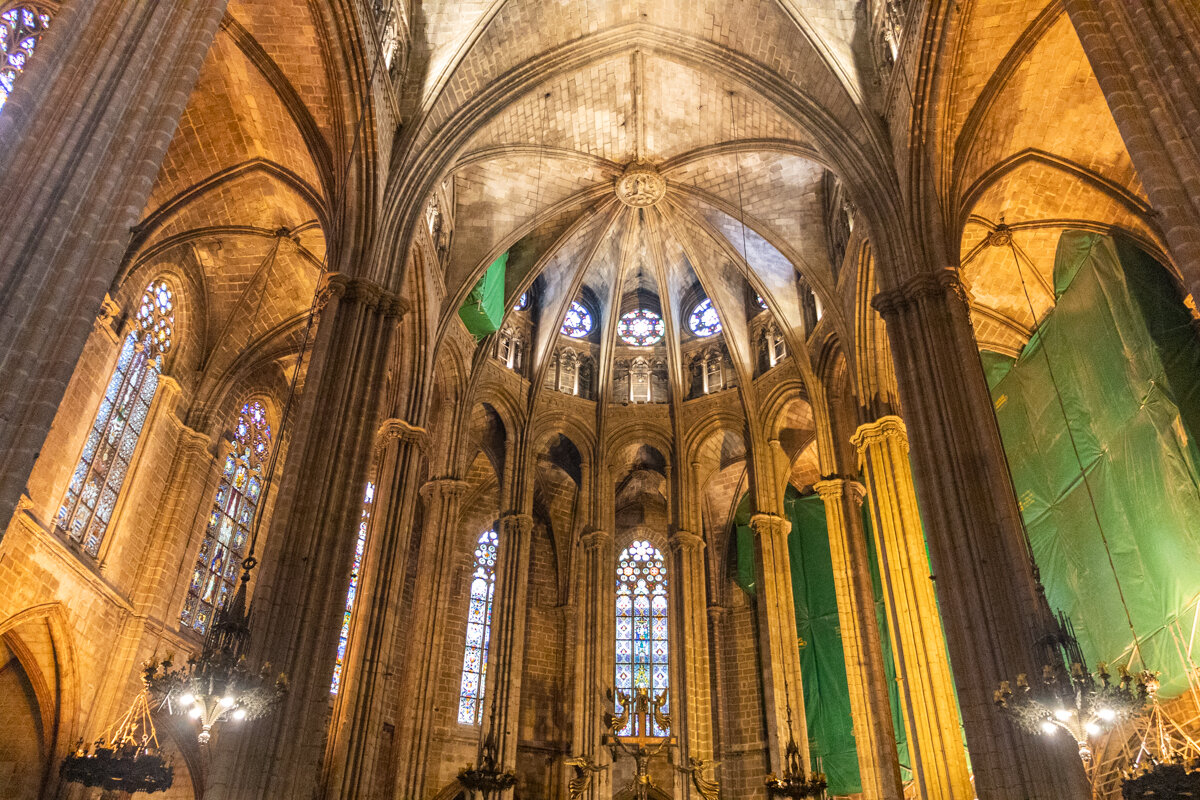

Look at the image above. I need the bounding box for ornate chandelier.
[457,729,517,800]
[995,613,1155,764]
[765,732,827,799]
[144,558,287,744]
[1122,754,1200,798]
[60,688,174,793]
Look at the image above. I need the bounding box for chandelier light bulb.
[1097,707,1116,721]
[179,693,194,706]
[1040,720,1058,736]
[220,696,235,708]
[1054,708,1072,722]
[188,706,203,719]
[1085,722,1101,736]
[233,708,247,721]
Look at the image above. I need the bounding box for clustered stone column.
[873,270,1088,799]
[814,478,904,800]
[747,512,809,771]
[207,274,405,799]
[0,0,230,529]
[852,416,975,800]
[489,511,534,766]
[669,529,716,794]
[326,419,427,799]
[572,529,614,799]
[1062,0,1200,299]
[395,476,470,800]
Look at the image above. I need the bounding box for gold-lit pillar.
[572,529,614,799]
[874,271,1088,798]
[748,512,809,771]
[489,511,534,768]
[669,529,716,795]
[852,416,975,800]
[814,478,904,800]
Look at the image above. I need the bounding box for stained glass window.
[181,400,272,635]
[331,481,375,694]
[756,294,769,311]
[561,301,593,338]
[458,528,498,725]
[688,298,722,337]
[514,292,529,311]
[618,309,664,347]
[0,5,50,113]
[57,280,174,557]
[615,540,669,736]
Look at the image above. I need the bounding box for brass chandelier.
[60,688,174,793]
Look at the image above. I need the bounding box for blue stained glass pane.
[561,301,593,338]
[96,487,117,523]
[330,481,373,693]
[614,540,668,714]
[688,298,722,336]
[465,622,484,648]
[456,527,498,722]
[458,698,476,725]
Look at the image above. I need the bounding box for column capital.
[499,511,534,537]
[318,273,409,318]
[668,529,705,553]
[748,512,790,539]
[707,604,729,623]
[850,415,909,454]
[814,477,867,505]
[580,529,612,550]
[871,269,970,320]
[418,476,468,502]
[375,418,428,454]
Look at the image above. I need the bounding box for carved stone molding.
[814,476,867,506]
[375,418,428,454]
[417,476,468,503]
[318,272,410,318]
[850,415,909,455]
[580,529,612,551]
[871,269,970,319]
[669,529,705,553]
[614,161,667,208]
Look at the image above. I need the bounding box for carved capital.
[418,476,468,503]
[850,414,909,455]
[814,476,867,506]
[580,529,612,551]
[748,513,790,540]
[317,273,408,317]
[669,529,705,553]
[499,511,534,538]
[871,269,970,320]
[375,418,428,454]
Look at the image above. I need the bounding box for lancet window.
[458,527,499,725]
[183,400,272,635]
[0,5,51,113]
[496,326,524,373]
[331,481,375,694]
[615,540,669,736]
[57,280,175,557]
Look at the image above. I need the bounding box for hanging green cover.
[736,490,910,795]
[458,252,508,339]
[986,231,1200,696]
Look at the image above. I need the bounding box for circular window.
[514,292,529,311]
[755,294,768,311]
[618,309,665,346]
[688,298,722,337]
[561,301,593,338]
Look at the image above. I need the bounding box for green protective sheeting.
[986,231,1200,696]
[735,489,910,795]
[458,252,508,339]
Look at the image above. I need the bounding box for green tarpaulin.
[736,489,910,795]
[458,252,508,339]
[985,231,1200,696]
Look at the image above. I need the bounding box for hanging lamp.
[60,688,174,792]
[983,223,1158,765]
[143,229,323,743]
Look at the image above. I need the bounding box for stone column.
[395,476,470,800]
[748,512,809,772]
[0,0,229,529]
[813,478,904,800]
[326,419,428,799]
[1062,0,1200,298]
[488,512,534,769]
[208,275,404,799]
[873,271,1088,799]
[852,415,975,800]
[669,530,716,794]
[571,529,614,800]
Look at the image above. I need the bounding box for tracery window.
[618,309,664,347]
[458,528,499,725]
[615,540,669,736]
[561,301,593,339]
[0,5,51,113]
[57,280,174,557]
[629,356,652,403]
[183,400,272,635]
[688,298,722,337]
[755,294,769,312]
[331,481,375,694]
